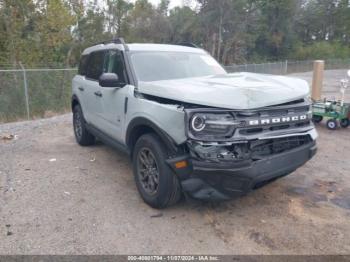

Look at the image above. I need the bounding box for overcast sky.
[91,0,189,10]
[136,0,184,9]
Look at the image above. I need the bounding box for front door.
[98,50,129,142]
[84,50,106,126]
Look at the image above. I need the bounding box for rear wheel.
[73,104,95,146]
[326,119,338,130]
[340,118,349,128]
[132,133,182,209]
[312,115,323,123]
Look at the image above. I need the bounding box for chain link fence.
[0,65,76,123]
[1,59,350,123]
[225,58,350,74]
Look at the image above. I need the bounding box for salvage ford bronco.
[72,38,317,208]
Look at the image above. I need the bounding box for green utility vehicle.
[312,70,350,130]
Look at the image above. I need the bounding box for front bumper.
[168,138,317,201]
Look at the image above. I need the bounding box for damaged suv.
[72,38,317,208]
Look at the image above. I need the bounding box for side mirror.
[99,73,123,88]
[347,70,350,78]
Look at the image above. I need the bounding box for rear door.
[84,50,106,125]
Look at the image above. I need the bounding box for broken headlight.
[187,112,240,140]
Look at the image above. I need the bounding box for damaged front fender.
[124,89,188,145]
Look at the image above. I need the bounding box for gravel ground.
[0,70,350,255]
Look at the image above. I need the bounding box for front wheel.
[132,133,182,209]
[326,119,338,130]
[340,118,349,128]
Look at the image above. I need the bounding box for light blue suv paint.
[72,39,317,207]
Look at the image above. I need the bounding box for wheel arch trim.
[71,94,81,111]
[126,117,180,156]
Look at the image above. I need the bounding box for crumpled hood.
[137,72,310,109]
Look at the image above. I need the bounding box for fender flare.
[71,94,81,111]
[126,117,181,156]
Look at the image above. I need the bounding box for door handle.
[94,91,102,97]
[78,86,84,91]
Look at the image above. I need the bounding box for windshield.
[130,51,227,82]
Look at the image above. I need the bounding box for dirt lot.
[0,70,350,255]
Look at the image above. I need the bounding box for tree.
[69,1,113,65]
[127,0,155,42]
[127,0,171,43]
[1,0,350,66]
[0,0,38,65]
[158,0,170,15]
[106,0,133,36]
[168,6,199,44]
[254,0,299,60]
[35,0,75,65]
[296,0,350,44]
[197,0,259,64]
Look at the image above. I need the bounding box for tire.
[132,133,182,209]
[312,115,323,123]
[340,118,349,128]
[73,104,95,146]
[326,119,338,130]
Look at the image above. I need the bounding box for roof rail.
[95,37,129,51]
[176,42,198,48]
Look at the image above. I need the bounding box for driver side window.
[86,51,105,80]
[105,50,127,84]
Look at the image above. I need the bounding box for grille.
[185,101,311,142]
[236,103,311,136]
[239,120,310,135]
[251,135,312,157]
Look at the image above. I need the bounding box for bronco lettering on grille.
[248,114,308,126]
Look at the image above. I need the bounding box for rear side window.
[78,55,89,75]
[86,51,105,80]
